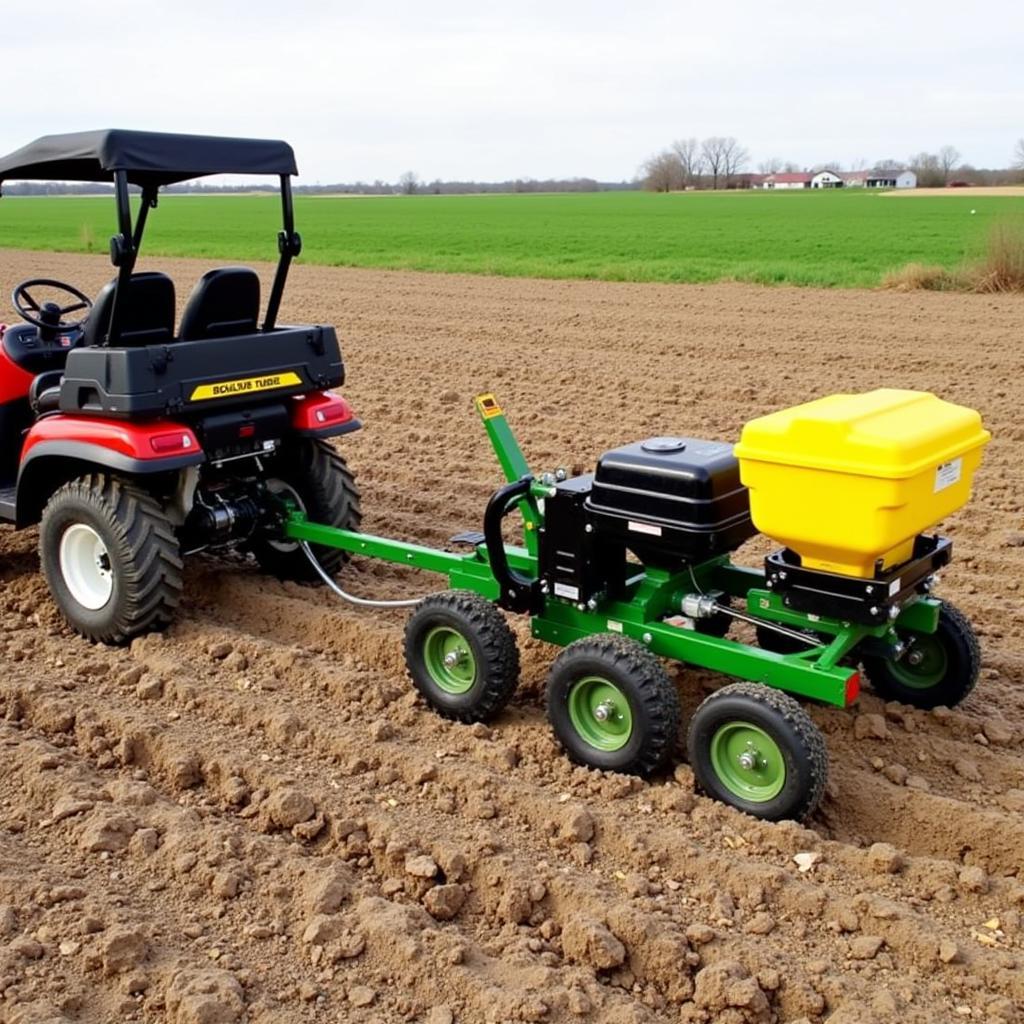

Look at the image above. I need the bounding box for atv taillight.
[315,402,349,424]
[150,432,194,454]
[238,423,256,439]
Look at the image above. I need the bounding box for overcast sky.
[2,0,1021,184]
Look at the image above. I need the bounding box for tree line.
[641,138,1024,191]
[3,140,1022,196]
[1,177,635,197]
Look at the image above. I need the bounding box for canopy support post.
[104,171,139,346]
[263,175,301,331]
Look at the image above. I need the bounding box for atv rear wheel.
[39,474,183,644]
[252,439,361,581]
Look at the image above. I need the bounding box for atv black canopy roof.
[0,129,297,187]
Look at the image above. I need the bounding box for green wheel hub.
[709,722,786,802]
[422,626,477,694]
[887,633,948,690]
[567,676,634,752]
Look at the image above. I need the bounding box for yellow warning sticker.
[190,372,302,402]
[475,393,503,419]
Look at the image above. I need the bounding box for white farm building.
[758,168,917,190]
[865,169,917,188]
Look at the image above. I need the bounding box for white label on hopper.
[934,457,962,493]
[554,583,579,600]
[628,520,662,536]
[607,620,624,633]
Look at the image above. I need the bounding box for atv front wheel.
[404,591,520,722]
[687,682,827,821]
[546,635,681,776]
[252,439,362,581]
[39,475,183,644]
[861,601,979,709]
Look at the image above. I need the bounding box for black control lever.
[483,476,543,613]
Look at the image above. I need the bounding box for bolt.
[738,746,760,771]
[642,632,653,644]
[907,649,925,667]
[869,606,879,616]
[593,700,615,722]
[443,649,466,668]
[584,524,594,534]
[865,585,874,595]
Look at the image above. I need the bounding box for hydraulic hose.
[299,541,424,608]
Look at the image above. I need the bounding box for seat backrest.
[82,272,176,348]
[178,267,261,341]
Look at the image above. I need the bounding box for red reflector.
[239,423,256,438]
[150,432,194,454]
[845,671,861,705]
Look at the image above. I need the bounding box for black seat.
[178,267,260,340]
[82,272,176,348]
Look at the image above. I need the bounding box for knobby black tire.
[546,634,681,777]
[404,590,520,723]
[687,681,828,822]
[861,601,980,709]
[39,474,183,644]
[252,439,362,581]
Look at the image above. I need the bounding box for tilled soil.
[1,251,1022,1024]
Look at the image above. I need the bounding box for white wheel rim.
[59,523,114,610]
[266,479,305,553]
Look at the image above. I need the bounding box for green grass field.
[1,190,1020,289]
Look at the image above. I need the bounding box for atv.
[0,130,361,642]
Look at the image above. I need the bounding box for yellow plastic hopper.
[734,389,990,578]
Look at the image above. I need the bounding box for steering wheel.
[12,279,93,332]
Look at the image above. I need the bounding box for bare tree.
[758,157,783,175]
[398,171,419,195]
[938,145,961,184]
[641,151,684,192]
[701,137,747,189]
[670,138,703,187]
[721,138,749,187]
[700,138,726,190]
[1014,138,1024,172]
[907,152,944,188]
[782,161,802,174]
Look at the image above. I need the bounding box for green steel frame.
[284,395,939,709]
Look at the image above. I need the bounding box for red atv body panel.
[0,334,35,404]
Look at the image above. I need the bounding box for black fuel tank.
[585,436,755,565]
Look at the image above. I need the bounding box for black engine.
[538,437,755,606]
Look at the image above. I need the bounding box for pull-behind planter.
[283,395,983,822]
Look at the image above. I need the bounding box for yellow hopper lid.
[734,389,990,479]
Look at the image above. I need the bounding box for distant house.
[810,170,843,188]
[762,172,813,190]
[866,169,917,189]
[841,170,869,187]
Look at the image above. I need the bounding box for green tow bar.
[282,395,940,710]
